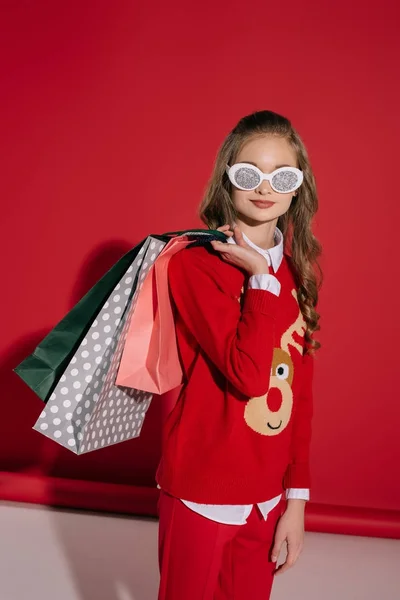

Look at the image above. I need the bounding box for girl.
[156,109,322,599]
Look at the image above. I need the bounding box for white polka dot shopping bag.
[31,236,166,454]
[13,229,227,454]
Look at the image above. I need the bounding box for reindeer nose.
[266,388,283,412]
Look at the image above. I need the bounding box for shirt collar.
[226,226,284,273]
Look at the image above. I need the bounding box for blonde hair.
[198,110,323,355]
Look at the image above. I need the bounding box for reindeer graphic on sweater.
[243,288,306,436]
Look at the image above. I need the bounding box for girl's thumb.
[271,541,282,562]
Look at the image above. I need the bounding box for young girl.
[156,109,322,599]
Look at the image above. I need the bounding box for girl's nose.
[256,180,272,195]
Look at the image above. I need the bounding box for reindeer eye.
[276,363,289,380]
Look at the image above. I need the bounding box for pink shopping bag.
[115,236,192,394]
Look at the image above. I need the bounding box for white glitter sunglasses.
[225,162,303,193]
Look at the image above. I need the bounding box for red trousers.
[157,490,284,600]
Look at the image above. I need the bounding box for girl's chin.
[236,207,277,225]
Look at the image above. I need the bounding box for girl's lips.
[251,200,275,208]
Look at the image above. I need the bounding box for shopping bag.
[32,236,167,454]
[115,235,193,393]
[29,229,227,453]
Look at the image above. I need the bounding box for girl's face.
[230,135,299,224]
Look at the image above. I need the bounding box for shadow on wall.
[1,238,165,492]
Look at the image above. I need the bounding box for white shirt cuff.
[248,274,281,296]
[286,488,310,501]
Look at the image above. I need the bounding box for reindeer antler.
[280,289,306,355]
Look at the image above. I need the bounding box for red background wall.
[1,1,399,526]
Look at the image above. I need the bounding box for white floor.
[0,502,399,600]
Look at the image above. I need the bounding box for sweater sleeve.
[283,350,314,489]
[167,247,279,398]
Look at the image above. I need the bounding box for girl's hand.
[271,500,306,575]
[211,224,270,276]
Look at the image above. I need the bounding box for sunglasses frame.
[225,162,304,193]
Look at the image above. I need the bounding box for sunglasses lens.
[233,166,260,190]
[271,170,299,193]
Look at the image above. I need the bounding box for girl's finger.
[210,240,229,251]
[271,536,284,563]
[274,546,298,576]
[216,225,234,236]
[233,226,247,247]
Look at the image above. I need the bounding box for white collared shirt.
[160,226,310,525]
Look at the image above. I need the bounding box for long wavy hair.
[198,110,323,356]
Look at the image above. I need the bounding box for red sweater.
[155,242,314,504]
